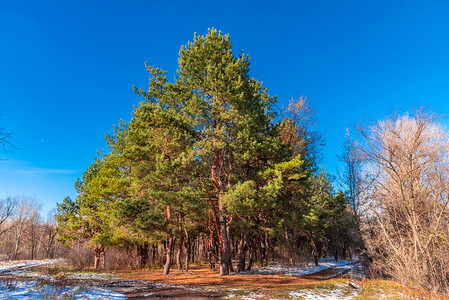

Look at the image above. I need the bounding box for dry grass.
[355,278,449,300]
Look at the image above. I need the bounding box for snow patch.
[288,286,358,299]
[0,259,63,274]
[241,257,357,276]
[0,280,126,299]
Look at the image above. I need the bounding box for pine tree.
[121,65,203,274]
[175,29,288,275]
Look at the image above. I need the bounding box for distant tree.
[40,211,58,258]
[57,154,127,269]
[280,97,324,171]
[339,129,363,220]
[12,197,39,259]
[55,196,80,248]
[0,197,17,236]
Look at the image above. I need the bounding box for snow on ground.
[344,262,367,280]
[70,286,126,299]
[66,271,118,280]
[288,286,358,300]
[224,283,359,299]
[239,257,358,276]
[240,292,266,299]
[288,283,359,300]
[0,259,63,274]
[0,280,126,299]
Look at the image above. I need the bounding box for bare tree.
[25,210,42,260]
[339,129,363,219]
[0,197,18,236]
[280,97,324,168]
[356,109,449,292]
[0,117,18,155]
[40,210,58,259]
[12,197,39,259]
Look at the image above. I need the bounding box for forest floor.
[0,259,447,299]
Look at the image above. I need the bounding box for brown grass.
[356,278,449,300]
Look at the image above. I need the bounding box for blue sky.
[1,0,449,213]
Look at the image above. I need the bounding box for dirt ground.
[115,265,348,299]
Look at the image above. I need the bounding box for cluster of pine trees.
[56,29,359,275]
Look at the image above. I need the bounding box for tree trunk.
[13,228,22,260]
[237,233,248,272]
[247,236,258,271]
[219,213,231,275]
[266,235,272,265]
[177,230,184,271]
[138,243,149,269]
[94,245,105,269]
[164,234,174,275]
[226,219,234,273]
[333,246,339,261]
[184,228,191,273]
[191,237,195,264]
[100,250,106,269]
[311,238,319,266]
[207,225,215,269]
[151,244,156,265]
[260,236,267,267]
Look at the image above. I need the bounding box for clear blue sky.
[1,0,449,213]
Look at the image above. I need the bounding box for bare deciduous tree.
[280,97,324,167]
[339,129,363,219]
[12,197,39,259]
[0,197,18,236]
[356,109,449,292]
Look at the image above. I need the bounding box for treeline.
[52,28,449,293]
[56,29,361,275]
[0,196,62,260]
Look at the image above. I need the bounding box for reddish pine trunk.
[311,238,319,266]
[237,233,248,272]
[219,213,232,275]
[184,228,191,273]
[94,245,105,269]
[177,229,184,271]
[247,236,259,271]
[164,234,174,275]
[164,204,174,275]
[138,243,149,269]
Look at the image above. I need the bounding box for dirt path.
[302,261,360,280]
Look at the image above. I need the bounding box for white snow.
[0,280,126,299]
[66,271,117,280]
[241,292,265,299]
[0,259,126,300]
[71,286,126,299]
[345,262,367,279]
[288,286,358,299]
[240,257,357,277]
[0,259,63,274]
